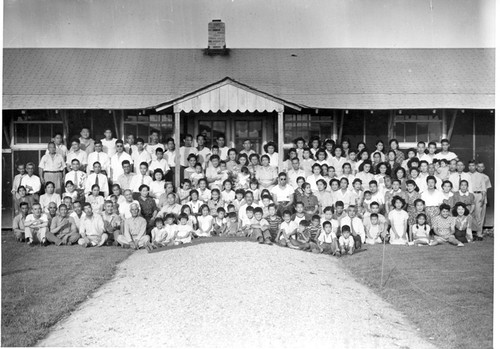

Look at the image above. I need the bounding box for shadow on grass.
[338,238,494,349]
[1,230,133,347]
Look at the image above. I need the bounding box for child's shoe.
[257,237,264,244]
[457,242,465,247]
[264,237,272,245]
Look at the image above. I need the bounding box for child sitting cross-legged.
[339,225,355,255]
[240,206,256,237]
[364,213,385,245]
[222,212,240,237]
[213,207,227,236]
[251,207,272,245]
[277,210,299,248]
[147,215,176,251]
[195,204,213,238]
[266,203,283,242]
[317,221,340,256]
[175,213,194,244]
[288,220,321,253]
[411,213,431,246]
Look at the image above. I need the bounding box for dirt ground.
[38,241,436,348]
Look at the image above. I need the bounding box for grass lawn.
[339,237,494,349]
[1,230,133,347]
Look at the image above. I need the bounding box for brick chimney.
[208,20,226,50]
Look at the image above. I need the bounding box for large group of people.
[11,126,492,255]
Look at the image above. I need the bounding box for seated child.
[249,179,261,204]
[14,186,34,215]
[221,180,235,207]
[292,202,307,225]
[148,216,176,250]
[251,207,272,244]
[260,195,272,218]
[317,221,339,255]
[195,204,213,237]
[222,212,240,237]
[175,213,194,244]
[411,213,431,246]
[289,220,321,253]
[236,166,250,189]
[362,190,373,215]
[308,214,323,242]
[266,204,283,242]
[277,210,299,248]
[213,207,227,236]
[320,206,340,236]
[187,189,203,216]
[240,206,256,237]
[364,213,385,245]
[232,189,246,212]
[63,180,79,202]
[339,225,355,255]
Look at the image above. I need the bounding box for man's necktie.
[141,175,144,185]
[74,172,78,187]
[95,174,99,186]
[350,218,355,235]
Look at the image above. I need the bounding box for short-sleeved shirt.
[317,230,336,244]
[271,184,295,202]
[66,150,88,166]
[421,189,446,207]
[297,193,319,212]
[39,153,66,172]
[432,215,455,238]
[280,220,298,236]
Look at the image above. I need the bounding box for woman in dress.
[388,138,405,165]
[264,141,279,168]
[452,202,473,243]
[420,176,445,222]
[255,155,278,190]
[137,184,158,232]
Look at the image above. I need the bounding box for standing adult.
[39,142,66,194]
[388,138,405,165]
[79,127,95,155]
[117,203,150,249]
[85,162,109,197]
[178,134,197,178]
[415,141,432,163]
[132,138,152,174]
[101,129,118,157]
[116,160,136,191]
[110,140,133,183]
[20,162,42,200]
[448,160,472,193]
[421,176,446,222]
[87,140,111,175]
[468,161,487,240]
[476,161,492,232]
[434,138,458,162]
[146,130,164,158]
[195,134,212,169]
[216,136,230,161]
[78,202,107,247]
[66,138,88,172]
[46,133,68,160]
[287,158,306,189]
[46,204,79,245]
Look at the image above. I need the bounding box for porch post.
[174,106,181,188]
[332,111,338,140]
[278,108,284,172]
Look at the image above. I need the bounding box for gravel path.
[38,242,435,348]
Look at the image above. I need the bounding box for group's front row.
[13,190,473,255]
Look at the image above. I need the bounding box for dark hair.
[322,221,332,228]
[341,225,351,233]
[254,207,263,214]
[416,213,428,228]
[311,214,321,221]
[299,219,310,227]
[283,210,292,216]
[370,213,379,219]
[323,206,333,213]
[439,203,451,212]
[452,202,470,217]
[391,196,406,208]
[216,207,226,214]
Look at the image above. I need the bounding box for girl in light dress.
[180,204,198,230]
[150,169,166,203]
[178,179,192,205]
[221,179,235,207]
[195,204,213,237]
[411,213,431,246]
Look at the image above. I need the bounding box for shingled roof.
[3,48,494,110]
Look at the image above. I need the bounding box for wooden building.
[2,42,495,226]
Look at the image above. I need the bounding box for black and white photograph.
[1,0,495,347]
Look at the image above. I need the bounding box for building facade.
[2,46,495,227]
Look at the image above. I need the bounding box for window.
[284,114,334,144]
[13,113,63,145]
[198,120,226,147]
[124,114,173,143]
[393,114,442,143]
[234,120,263,152]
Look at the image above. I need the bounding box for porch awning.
[154,77,302,113]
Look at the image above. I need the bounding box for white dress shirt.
[87,151,111,175]
[110,152,133,182]
[85,173,110,197]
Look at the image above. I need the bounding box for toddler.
[178,179,192,204]
[436,159,450,181]
[175,214,194,244]
[189,163,204,187]
[195,204,213,237]
[222,212,240,237]
[236,166,250,189]
[213,207,227,236]
[249,179,261,204]
[317,221,339,255]
[364,213,384,244]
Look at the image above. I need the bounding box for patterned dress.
[406,190,421,227]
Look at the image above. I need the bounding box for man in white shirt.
[434,138,458,162]
[238,191,261,222]
[87,140,111,175]
[46,133,68,160]
[24,203,49,245]
[78,202,107,247]
[287,158,305,189]
[65,159,87,195]
[101,129,118,157]
[146,130,164,157]
[339,205,365,247]
[415,141,432,164]
[271,172,295,215]
[448,160,472,193]
[110,140,133,182]
[132,138,152,174]
[130,162,153,197]
[216,136,230,161]
[195,134,212,169]
[477,162,492,231]
[179,134,197,180]
[116,160,136,191]
[69,201,84,232]
[118,190,140,219]
[416,161,442,193]
[20,162,42,199]
[66,138,88,172]
[39,141,66,194]
[150,147,170,176]
[85,162,110,197]
[163,138,177,169]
